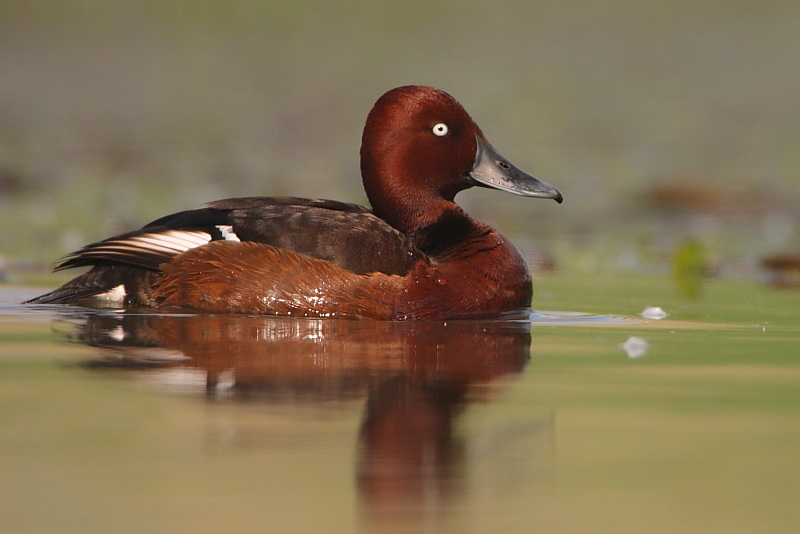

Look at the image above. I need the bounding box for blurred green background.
[1,0,798,283]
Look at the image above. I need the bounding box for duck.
[28,86,563,320]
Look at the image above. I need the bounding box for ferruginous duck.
[28,86,563,319]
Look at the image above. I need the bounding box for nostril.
[498,161,510,171]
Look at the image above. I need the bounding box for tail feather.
[25,265,160,306]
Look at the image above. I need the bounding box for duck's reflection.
[63,312,535,513]
[357,373,467,509]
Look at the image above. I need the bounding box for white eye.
[431,123,448,137]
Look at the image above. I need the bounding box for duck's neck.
[366,178,476,255]
[405,204,485,256]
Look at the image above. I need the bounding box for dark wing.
[55,197,423,276]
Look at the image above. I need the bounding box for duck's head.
[360,85,562,232]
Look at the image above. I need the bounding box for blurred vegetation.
[672,239,707,299]
[0,0,798,284]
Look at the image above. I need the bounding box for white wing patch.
[58,228,239,271]
[216,225,241,241]
[111,230,212,255]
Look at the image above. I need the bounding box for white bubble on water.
[620,336,649,359]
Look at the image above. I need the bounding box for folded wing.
[29,197,424,305]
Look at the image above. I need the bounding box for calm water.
[1,286,797,533]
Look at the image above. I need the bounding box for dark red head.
[360,86,562,233]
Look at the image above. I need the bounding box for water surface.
[1,284,797,533]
